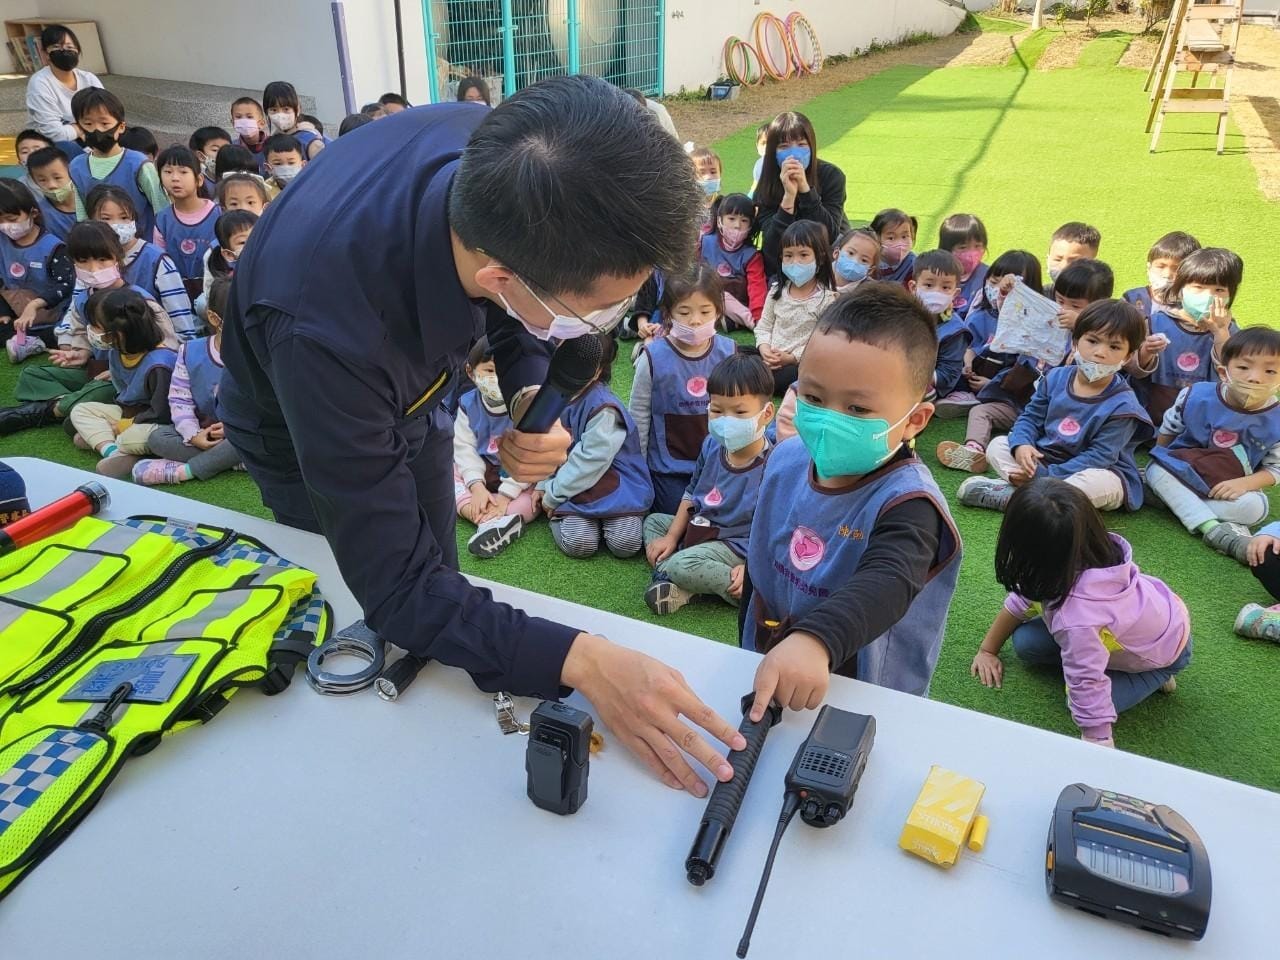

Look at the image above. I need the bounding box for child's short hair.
[938,213,987,251]
[379,92,411,108]
[71,87,125,124]
[813,283,938,395]
[662,262,725,318]
[709,193,757,240]
[216,173,270,207]
[1073,300,1145,353]
[984,250,1043,306]
[264,134,303,158]
[775,219,834,297]
[207,276,232,321]
[756,121,770,138]
[690,146,721,172]
[231,96,265,118]
[156,145,200,182]
[913,250,963,283]
[467,336,494,370]
[85,288,163,355]
[1054,259,1114,301]
[1168,247,1244,306]
[870,208,917,239]
[708,353,772,400]
[300,114,325,134]
[995,479,1123,606]
[214,145,260,179]
[15,129,53,153]
[118,127,157,158]
[216,209,258,246]
[1051,221,1101,251]
[26,146,70,176]
[1221,326,1280,365]
[67,220,126,265]
[0,180,41,225]
[835,226,881,258]
[1148,231,1199,264]
[263,81,302,112]
[339,113,374,137]
[189,126,232,152]
[361,102,384,117]
[85,184,139,221]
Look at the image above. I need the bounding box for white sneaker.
[957,476,1013,512]
[467,514,525,558]
[6,336,46,364]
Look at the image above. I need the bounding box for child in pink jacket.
[970,478,1191,747]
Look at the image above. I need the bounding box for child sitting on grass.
[699,193,765,330]
[540,336,654,559]
[631,264,736,513]
[453,336,539,559]
[832,226,879,293]
[131,277,242,486]
[1129,247,1242,428]
[1146,327,1280,564]
[972,479,1189,749]
[743,283,962,712]
[1045,221,1100,289]
[1235,525,1280,641]
[908,250,970,414]
[938,213,988,318]
[959,300,1152,514]
[871,207,916,286]
[643,353,774,615]
[1123,230,1199,321]
[755,219,837,395]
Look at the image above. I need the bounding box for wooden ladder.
[1146,1,1243,155]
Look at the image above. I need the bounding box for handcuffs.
[306,621,385,695]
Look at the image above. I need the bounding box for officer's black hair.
[813,282,938,396]
[450,74,703,297]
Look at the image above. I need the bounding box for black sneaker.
[644,574,693,615]
[467,514,525,558]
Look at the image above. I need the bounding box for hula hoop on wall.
[786,13,823,75]
[722,36,764,86]
[752,12,795,81]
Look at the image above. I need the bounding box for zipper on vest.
[6,529,236,695]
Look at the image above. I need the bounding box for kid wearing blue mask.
[871,207,917,286]
[643,353,774,614]
[755,112,848,281]
[959,300,1152,514]
[755,219,837,395]
[700,193,765,330]
[630,264,737,513]
[832,226,879,292]
[909,250,970,412]
[743,284,961,713]
[1128,247,1241,428]
[690,147,723,234]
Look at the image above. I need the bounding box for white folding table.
[0,458,1272,958]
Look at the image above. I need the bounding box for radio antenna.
[736,792,801,958]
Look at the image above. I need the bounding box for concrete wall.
[663,0,967,94]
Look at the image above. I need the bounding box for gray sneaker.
[6,336,46,364]
[467,514,524,558]
[1203,521,1251,565]
[957,476,1013,512]
[645,574,693,615]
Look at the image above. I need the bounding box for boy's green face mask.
[793,398,916,479]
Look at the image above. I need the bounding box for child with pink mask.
[629,264,738,513]
[699,193,766,330]
[939,213,989,319]
[872,207,916,287]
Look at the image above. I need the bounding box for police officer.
[220,77,746,796]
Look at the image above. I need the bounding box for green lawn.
[4,27,1278,791]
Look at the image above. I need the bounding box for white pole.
[1031,0,1045,30]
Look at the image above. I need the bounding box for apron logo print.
[716,263,732,277]
[180,239,198,256]
[8,262,25,279]
[1056,416,1081,437]
[686,376,708,398]
[487,437,499,454]
[1177,351,1201,372]
[1212,429,1239,448]
[704,487,723,507]
[789,526,825,572]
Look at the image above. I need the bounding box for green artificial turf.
[3,27,1278,791]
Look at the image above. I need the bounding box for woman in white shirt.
[25,24,102,148]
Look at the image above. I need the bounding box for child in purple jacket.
[970,479,1191,748]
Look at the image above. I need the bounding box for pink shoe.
[131,459,188,486]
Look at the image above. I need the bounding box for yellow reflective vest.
[0,515,330,898]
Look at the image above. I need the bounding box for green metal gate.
[421,1,664,104]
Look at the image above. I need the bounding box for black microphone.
[515,334,605,433]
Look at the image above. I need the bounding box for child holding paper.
[958,300,1152,512]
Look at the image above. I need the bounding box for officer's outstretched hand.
[499,421,572,484]
[562,633,747,797]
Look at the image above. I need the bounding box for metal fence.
[422,1,664,104]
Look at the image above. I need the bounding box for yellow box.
[899,766,986,868]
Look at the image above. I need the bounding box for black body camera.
[526,701,593,815]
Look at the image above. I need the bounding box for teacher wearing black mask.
[220,76,748,796]
[24,24,102,157]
